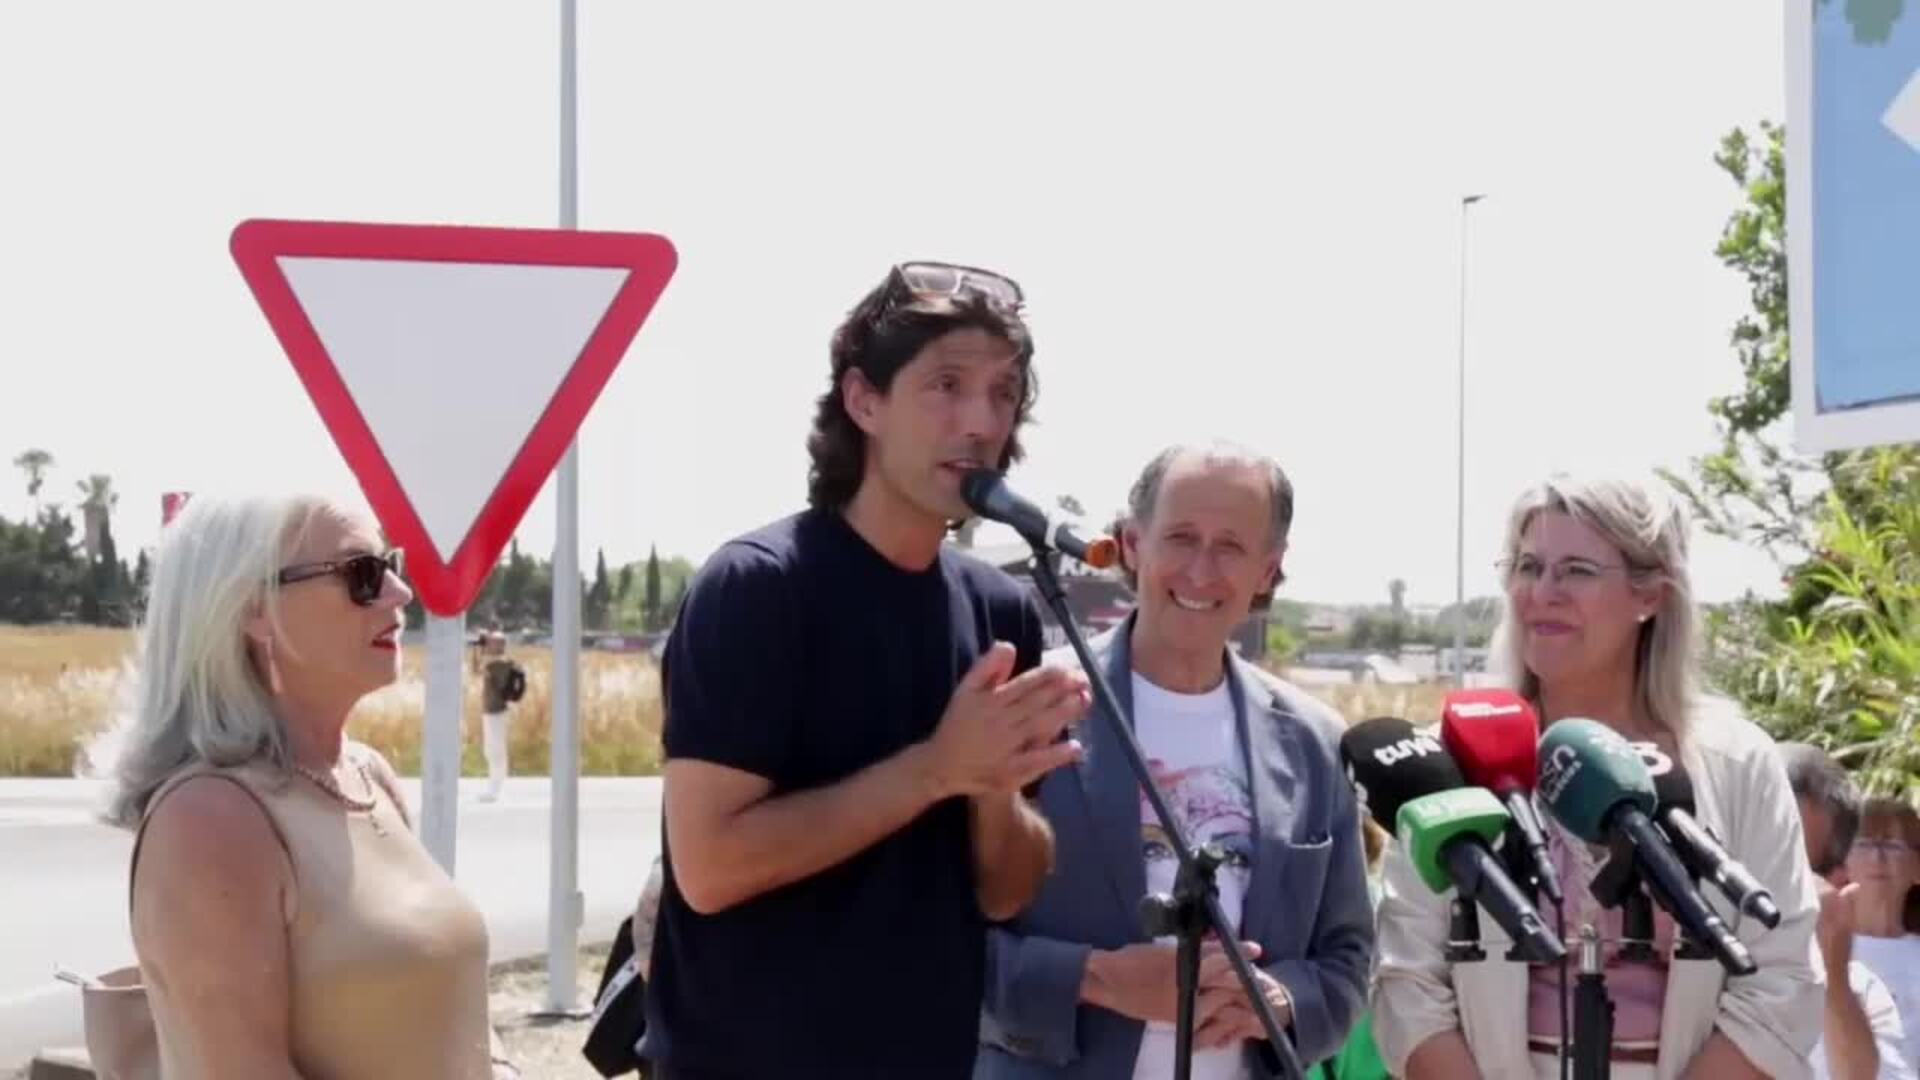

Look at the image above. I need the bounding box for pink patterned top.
[1525,815,1674,1049]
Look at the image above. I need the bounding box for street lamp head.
[1463,193,1487,206]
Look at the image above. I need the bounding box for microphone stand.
[1502,822,1572,1080]
[1446,897,1487,963]
[1574,835,1682,1080]
[1571,925,1612,1080]
[1025,549,1304,1080]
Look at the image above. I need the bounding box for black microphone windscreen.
[959,469,1000,517]
[1338,717,1467,831]
[1651,761,1695,816]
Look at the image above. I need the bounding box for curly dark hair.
[806,269,1038,511]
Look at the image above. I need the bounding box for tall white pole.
[1454,194,1484,687]
[421,613,464,873]
[546,0,585,1015]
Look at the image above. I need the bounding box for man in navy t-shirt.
[641,262,1091,1078]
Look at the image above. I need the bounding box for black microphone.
[1537,720,1755,976]
[959,469,1118,569]
[1639,751,1781,929]
[1339,718,1566,964]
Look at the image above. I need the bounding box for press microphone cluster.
[1339,717,1566,964]
[1536,719,1758,976]
[1631,743,1783,930]
[1342,700,1784,985]
[959,469,1117,569]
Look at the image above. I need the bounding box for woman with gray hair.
[1371,471,1822,1080]
[95,493,516,1078]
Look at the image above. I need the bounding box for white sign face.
[279,256,628,562]
[229,219,679,617]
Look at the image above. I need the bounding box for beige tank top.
[133,744,494,1079]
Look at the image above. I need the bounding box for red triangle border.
[229,218,678,617]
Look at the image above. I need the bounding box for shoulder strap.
[128,764,296,917]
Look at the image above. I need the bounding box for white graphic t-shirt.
[1130,672,1254,1080]
[1852,934,1920,1078]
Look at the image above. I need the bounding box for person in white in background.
[1780,742,1915,1080]
[1842,794,1920,1077]
[473,631,524,802]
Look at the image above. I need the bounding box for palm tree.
[76,474,117,563]
[13,449,54,515]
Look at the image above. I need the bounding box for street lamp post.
[1454,193,1485,686]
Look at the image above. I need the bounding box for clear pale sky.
[0,2,1793,607]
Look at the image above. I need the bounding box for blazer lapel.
[1232,658,1301,941]
[1074,614,1151,931]
[1228,657,1274,933]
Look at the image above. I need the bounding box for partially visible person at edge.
[97,493,517,1078]
[1779,741,1915,1080]
[1371,471,1823,1080]
[1839,794,1920,1076]
[639,261,1090,1079]
[1307,817,1391,1080]
[975,442,1373,1079]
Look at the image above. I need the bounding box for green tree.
[1265,622,1301,667]
[669,572,689,621]
[0,508,84,623]
[588,548,613,630]
[499,539,533,626]
[1666,121,1920,794]
[644,545,664,631]
[74,473,117,564]
[13,449,54,516]
[81,515,128,625]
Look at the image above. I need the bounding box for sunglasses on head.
[278,550,405,607]
[889,260,1024,311]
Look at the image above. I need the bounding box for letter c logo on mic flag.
[1539,744,1581,804]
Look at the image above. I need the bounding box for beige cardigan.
[1370,699,1825,1079]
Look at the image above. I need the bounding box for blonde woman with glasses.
[92,493,517,1079]
[1371,472,1823,1080]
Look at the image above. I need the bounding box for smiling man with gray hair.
[977,439,1372,1079]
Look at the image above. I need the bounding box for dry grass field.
[0,624,663,778]
[1,623,1449,778]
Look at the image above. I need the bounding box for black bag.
[502,663,528,704]
[581,914,649,1077]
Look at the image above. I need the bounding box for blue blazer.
[976,615,1375,1078]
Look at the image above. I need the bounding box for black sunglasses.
[278,550,405,607]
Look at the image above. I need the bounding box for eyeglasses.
[890,261,1024,310]
[278,550,405,607]
[1850,837,1913,860]
[1496,554,1636,591]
